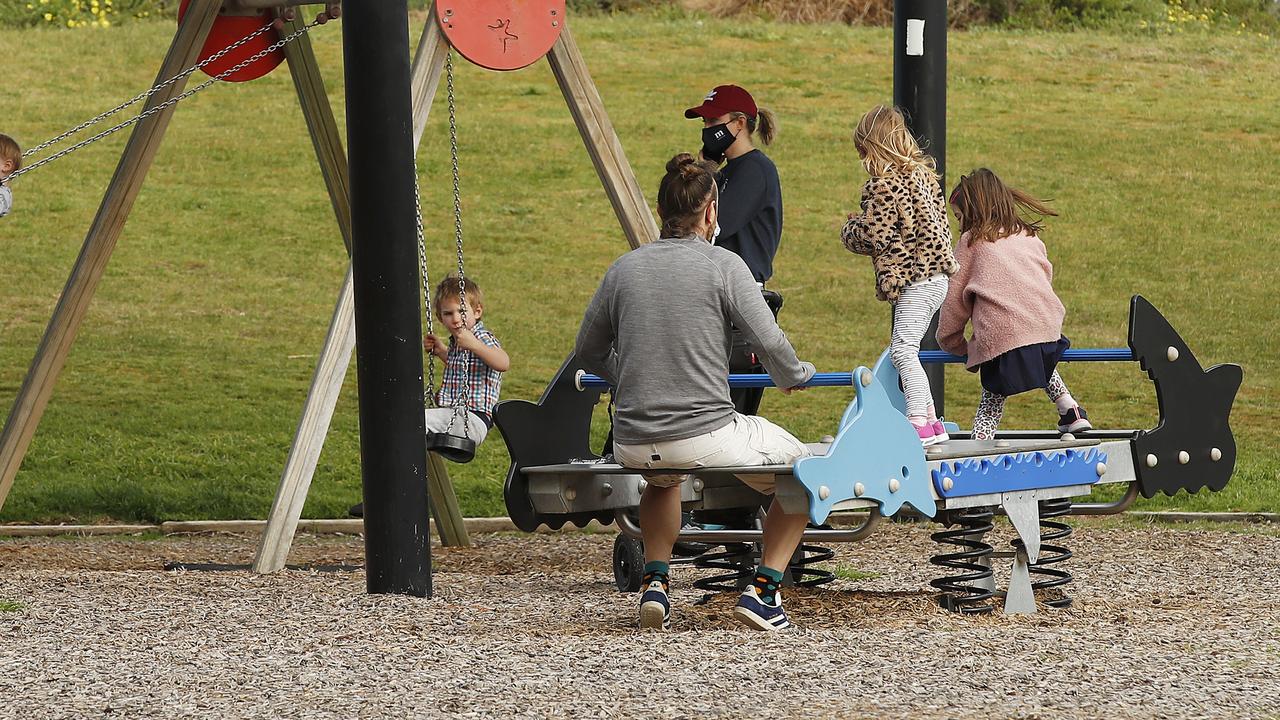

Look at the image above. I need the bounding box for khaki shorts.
[613,413,810,494]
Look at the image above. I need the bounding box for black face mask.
[701,123,737,163]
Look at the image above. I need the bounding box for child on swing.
[0,134,21,218]
[840,105,958,446]
[423,275,510,446]
[936,168,1092,440]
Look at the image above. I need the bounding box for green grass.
[834,566,882,582]
[0,599,24,612]
[0,14,1276,523]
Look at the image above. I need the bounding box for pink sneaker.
[914,422,943,447]
[931,420,950,444]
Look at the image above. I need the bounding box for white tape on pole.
[906,18,925,56]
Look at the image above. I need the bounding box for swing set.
[0,1,659,578]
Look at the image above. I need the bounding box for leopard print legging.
[972,371,1071,440]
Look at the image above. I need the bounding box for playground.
[1,0,1279,717]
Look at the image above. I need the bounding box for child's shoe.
[1057,406,1093,434]
[930,420,950,444]
[914,421,944,447]
[732,586,791,631]
[638,579,671,630]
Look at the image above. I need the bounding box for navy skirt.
[979,336,1071,396]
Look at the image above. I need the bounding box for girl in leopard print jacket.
[840,105,959,446]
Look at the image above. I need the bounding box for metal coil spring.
[690,543,757,596]
[929,506,997,614]
[788,543,836,588]
[688,541,838,599]
[1013,497,1075,608]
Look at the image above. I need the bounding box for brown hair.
[731,106,777,146]
[657,152,719,239]
[0,134,21,173]
[853,105,935,180]
[949,168,1058,245]
[433,275,483,319]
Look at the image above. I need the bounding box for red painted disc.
[437,1,566,71]
[178,0,285,83]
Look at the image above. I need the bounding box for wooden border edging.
[2,511,1275,539]
[0,517,613,538]
[1126,511,1280,524]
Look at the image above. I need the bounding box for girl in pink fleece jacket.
[936,169,1092,440]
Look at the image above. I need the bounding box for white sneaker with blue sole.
[732,586,791,631]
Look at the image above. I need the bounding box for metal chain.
[414,170,437,408]
[20,21,277,162]
[9,19,319,182]
[443,50,471,440]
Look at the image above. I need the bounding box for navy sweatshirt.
[716,149,783,283]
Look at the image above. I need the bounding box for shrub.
[0,0,171,28]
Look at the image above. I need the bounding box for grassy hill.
[0,13,1275,522]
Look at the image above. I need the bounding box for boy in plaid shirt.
[423,276,510,446]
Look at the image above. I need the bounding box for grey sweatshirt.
[575,236,815,445]
[0,185,11,218]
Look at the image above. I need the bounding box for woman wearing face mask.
[684,84,781,285]
[685,84,782,417]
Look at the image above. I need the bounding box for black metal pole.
[343,2,431,596]
[894,0,948,417]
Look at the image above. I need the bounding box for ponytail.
[736,107,777,146]
[751,107,776,146]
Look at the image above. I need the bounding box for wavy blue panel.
[932,447,1108,498]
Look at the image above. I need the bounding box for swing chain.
[443,50,471,440]
[19,21,278,163]
[9,17,322,182]
[414,171,438,408]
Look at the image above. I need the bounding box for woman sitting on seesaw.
[575,152,815,633]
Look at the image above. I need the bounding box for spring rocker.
[496,295,1242,613]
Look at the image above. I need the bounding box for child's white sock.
[908,415,928,428]
[1054,393,1078,414]
[926,404,939,423]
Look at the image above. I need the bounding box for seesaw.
[494,296,1242,614]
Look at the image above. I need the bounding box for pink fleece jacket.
[936,230,1066,369]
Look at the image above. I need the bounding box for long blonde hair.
[853,105,936,180]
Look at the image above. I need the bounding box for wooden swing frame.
[0,1,658,574]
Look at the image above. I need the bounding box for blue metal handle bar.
[919,348,1134,363]
[575,348,1133,390]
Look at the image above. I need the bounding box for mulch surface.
[1,519,1278,719]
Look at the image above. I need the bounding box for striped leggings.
[890,275,949,419]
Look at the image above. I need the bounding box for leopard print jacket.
[840,169,959,302]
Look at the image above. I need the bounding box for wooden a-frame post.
[0,0,222,511]
[253,11,658,572]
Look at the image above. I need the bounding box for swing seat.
[427,432,476,464]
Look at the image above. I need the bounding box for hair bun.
[665,152,697,175]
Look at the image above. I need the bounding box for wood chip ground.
[2,519,1278,719]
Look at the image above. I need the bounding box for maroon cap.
[684,85,757,120]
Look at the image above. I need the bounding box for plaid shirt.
[436,321,503,419]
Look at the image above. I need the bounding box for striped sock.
[751,565,784,605]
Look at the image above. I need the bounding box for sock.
[642,560,669,590]
[1055,393,1078,414]
[926,404,939,423]
[751,565,785,605]
[908,415,928,429]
